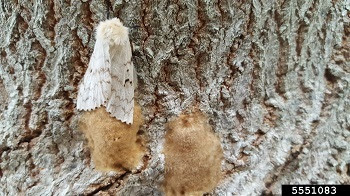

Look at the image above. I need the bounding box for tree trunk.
[0,0,349,195]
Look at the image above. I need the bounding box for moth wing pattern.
[77,38,112,111]
[105,41,134,124]
[76,17,135,124]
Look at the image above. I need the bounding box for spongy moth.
[76,17,134,124]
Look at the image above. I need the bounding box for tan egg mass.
[163,111,223,196]
[79,102,145,172]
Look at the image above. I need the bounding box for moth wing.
[76,38,112,110]
[105,42,134,124]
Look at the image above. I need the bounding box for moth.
[77,18,134,124]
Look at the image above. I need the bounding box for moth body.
[77,18,134,124]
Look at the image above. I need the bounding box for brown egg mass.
[163,111,223,196]
[79,103,145,172]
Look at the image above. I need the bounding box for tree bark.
[0,0,349,195]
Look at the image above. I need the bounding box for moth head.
[96,17,129,46]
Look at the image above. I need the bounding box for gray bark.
[0,0,349,195]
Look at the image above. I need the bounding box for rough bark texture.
[0,0,349,195]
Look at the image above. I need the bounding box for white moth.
[77,18,134,124]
